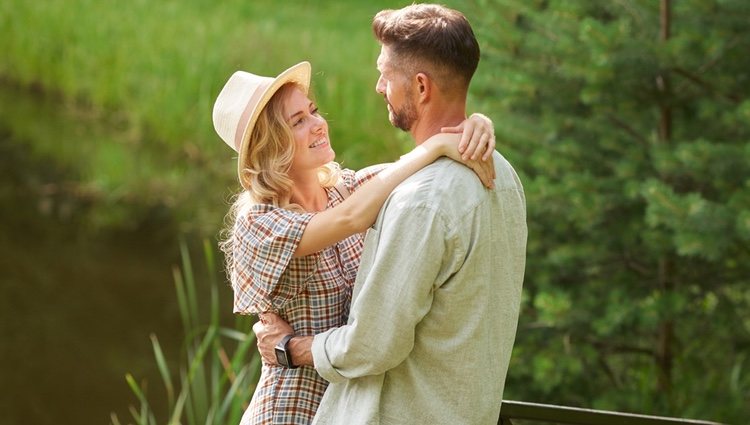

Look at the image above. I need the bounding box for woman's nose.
[312,114,326,133]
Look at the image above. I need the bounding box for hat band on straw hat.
[233,80,272,151]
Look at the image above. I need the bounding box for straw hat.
[213,62,312,187]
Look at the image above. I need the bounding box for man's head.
[373,4,480,132]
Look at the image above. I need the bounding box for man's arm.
[254,202,451,378]
[311,203,449,383]
[289,336,314,366]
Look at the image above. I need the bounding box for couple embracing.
[212,4,527,424]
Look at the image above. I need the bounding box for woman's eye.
[292,117,304,127]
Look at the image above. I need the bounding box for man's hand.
[253,312,294,366]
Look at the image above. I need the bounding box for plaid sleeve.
[339,164,388,194]
[231,205,318,314]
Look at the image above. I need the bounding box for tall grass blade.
[150,333,175,410]
[218,327,248,342]
[187,327,215,419]
[203,238,218,287]
[182,368,197,425]
[173,266,192,336]
[211,339,222,417]
[205,406,217,425]
[216,367,250,424]
[247,350,263,386]
[125,373,156,425]
[179,239,199,329]
[168,386,189,425]
[125,373,147,409]
[127,406,141,425]
[110,412,123,425]
[229,331,257,381]
[205,239,221,328]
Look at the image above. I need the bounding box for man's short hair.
[372,4,480,95]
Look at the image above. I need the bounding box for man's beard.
[389,97,418,132]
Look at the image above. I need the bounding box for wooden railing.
[498,400,726,425]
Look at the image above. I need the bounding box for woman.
[212,62,495,425]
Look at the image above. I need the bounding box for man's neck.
[411,103,467,145]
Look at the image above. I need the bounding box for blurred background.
[1,1,748,424]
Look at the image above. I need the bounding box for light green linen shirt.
[311,152,527,425]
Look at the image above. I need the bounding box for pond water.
[0,83,236,424]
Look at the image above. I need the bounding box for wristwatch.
[274,334,298,368]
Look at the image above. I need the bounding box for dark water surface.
[0,84,232,424]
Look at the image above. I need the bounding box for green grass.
[2,0,470,147]
[0,1,432,232]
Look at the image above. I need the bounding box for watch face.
[275,348,289,367]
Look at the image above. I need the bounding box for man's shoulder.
[385,158,481,212]
[415,156,479,183]
[429,152,523,193]
[386,152,523,212]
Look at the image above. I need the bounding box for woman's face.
[284,87,335,174]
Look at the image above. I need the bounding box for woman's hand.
[423,133,496,189]
[441,112,496,161]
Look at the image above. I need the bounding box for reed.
[110,240,259,425]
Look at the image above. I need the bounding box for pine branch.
[697,36,743,74]
[622,253,653,277]
[672,67,743,104]
[606,114,650,146]
[585,337,655,358]
[596,353,622,389]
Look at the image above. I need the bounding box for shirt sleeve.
[338,164,389,196]
[231,204,317,314]
[312,203,454,383]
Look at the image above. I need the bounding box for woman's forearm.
[293,134,455,257]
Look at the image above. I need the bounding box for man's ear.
[414,72,432,104]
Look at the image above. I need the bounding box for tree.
[467,0,750,422]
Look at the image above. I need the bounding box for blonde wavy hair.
[219,82,340,276]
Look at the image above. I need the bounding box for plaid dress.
[232,166,383,425]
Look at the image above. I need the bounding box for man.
[256,4,527,424]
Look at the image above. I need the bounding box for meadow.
[1,0,437,235]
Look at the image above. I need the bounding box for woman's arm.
[350,112,496,190]
[294,113,496,258]
[294,133,461,257]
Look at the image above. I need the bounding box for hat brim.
[236,61,312,187]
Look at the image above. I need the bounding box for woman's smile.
[309,137,328,149]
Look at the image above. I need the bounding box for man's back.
[312,152,527,425]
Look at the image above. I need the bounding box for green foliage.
[469,0,750,422]
[0,0,409,233]
[110,240,259,425]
